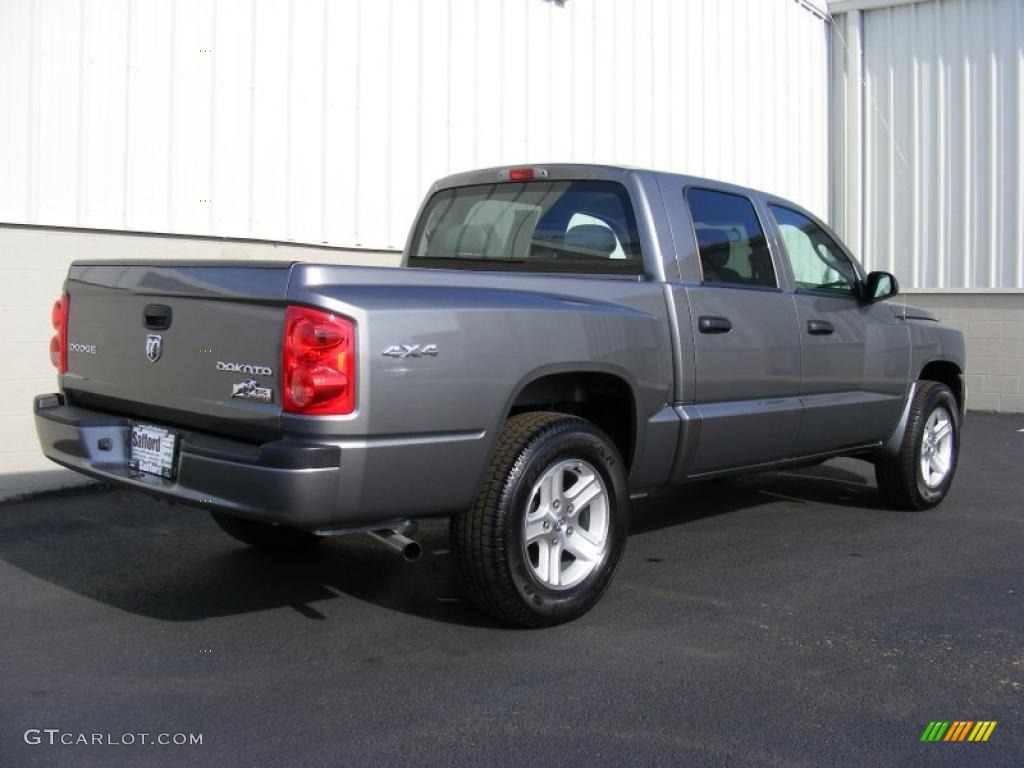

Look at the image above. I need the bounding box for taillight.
[50,292,69,373]
[282,306,356,415]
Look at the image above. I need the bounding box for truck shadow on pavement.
[0,461,880,627]
[629,461,877,535]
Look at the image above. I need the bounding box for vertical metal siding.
[831,0,1024,290]
[1,0,829,250]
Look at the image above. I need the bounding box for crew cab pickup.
[35,164,966,626]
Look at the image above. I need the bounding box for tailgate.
[61,261,294,439]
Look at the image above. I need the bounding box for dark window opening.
[685,188,777,288]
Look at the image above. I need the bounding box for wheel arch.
[918,358,965,417]
[881,359,964,461]
[503,366,639,471]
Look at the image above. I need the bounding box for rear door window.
[685,188,777,288]
[408,180,643,274]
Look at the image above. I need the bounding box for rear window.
[407,180,643,274]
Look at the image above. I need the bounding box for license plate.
[129,424,179,479]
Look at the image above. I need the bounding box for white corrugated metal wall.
[830,0,1024,290]
[0,0,831,249]
[0,0,833,499]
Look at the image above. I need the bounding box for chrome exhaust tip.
[367,529,423,562]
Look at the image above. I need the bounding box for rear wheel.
[209,511,323,551]
[452,412,629,627]
[875,381,960,510]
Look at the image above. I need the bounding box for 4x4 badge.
[145,334,162,363]
[382,343,439,359]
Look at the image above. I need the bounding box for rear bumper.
[34,393,487,529]
[34,393,345,529]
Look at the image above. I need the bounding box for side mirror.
[863,271,899,302]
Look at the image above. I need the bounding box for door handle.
[698,316,733,334]
[806,320,834,335]
[143,304,173,331]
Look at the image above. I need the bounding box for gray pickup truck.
[35,164,965,626]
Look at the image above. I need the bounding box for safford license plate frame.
[128,424,179,479]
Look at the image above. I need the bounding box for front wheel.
[875,381,960,510]
[452,412,630,627]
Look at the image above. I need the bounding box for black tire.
[451,412,630,627]
[875,381,960,510]
[209,511,323,551]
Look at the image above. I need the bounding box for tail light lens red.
[498,167,549,182]
[50,292,69,373]
[282,305,356,415]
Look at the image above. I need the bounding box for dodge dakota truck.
[35,164,966,626]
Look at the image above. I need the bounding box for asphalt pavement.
[1,412,1022,767]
